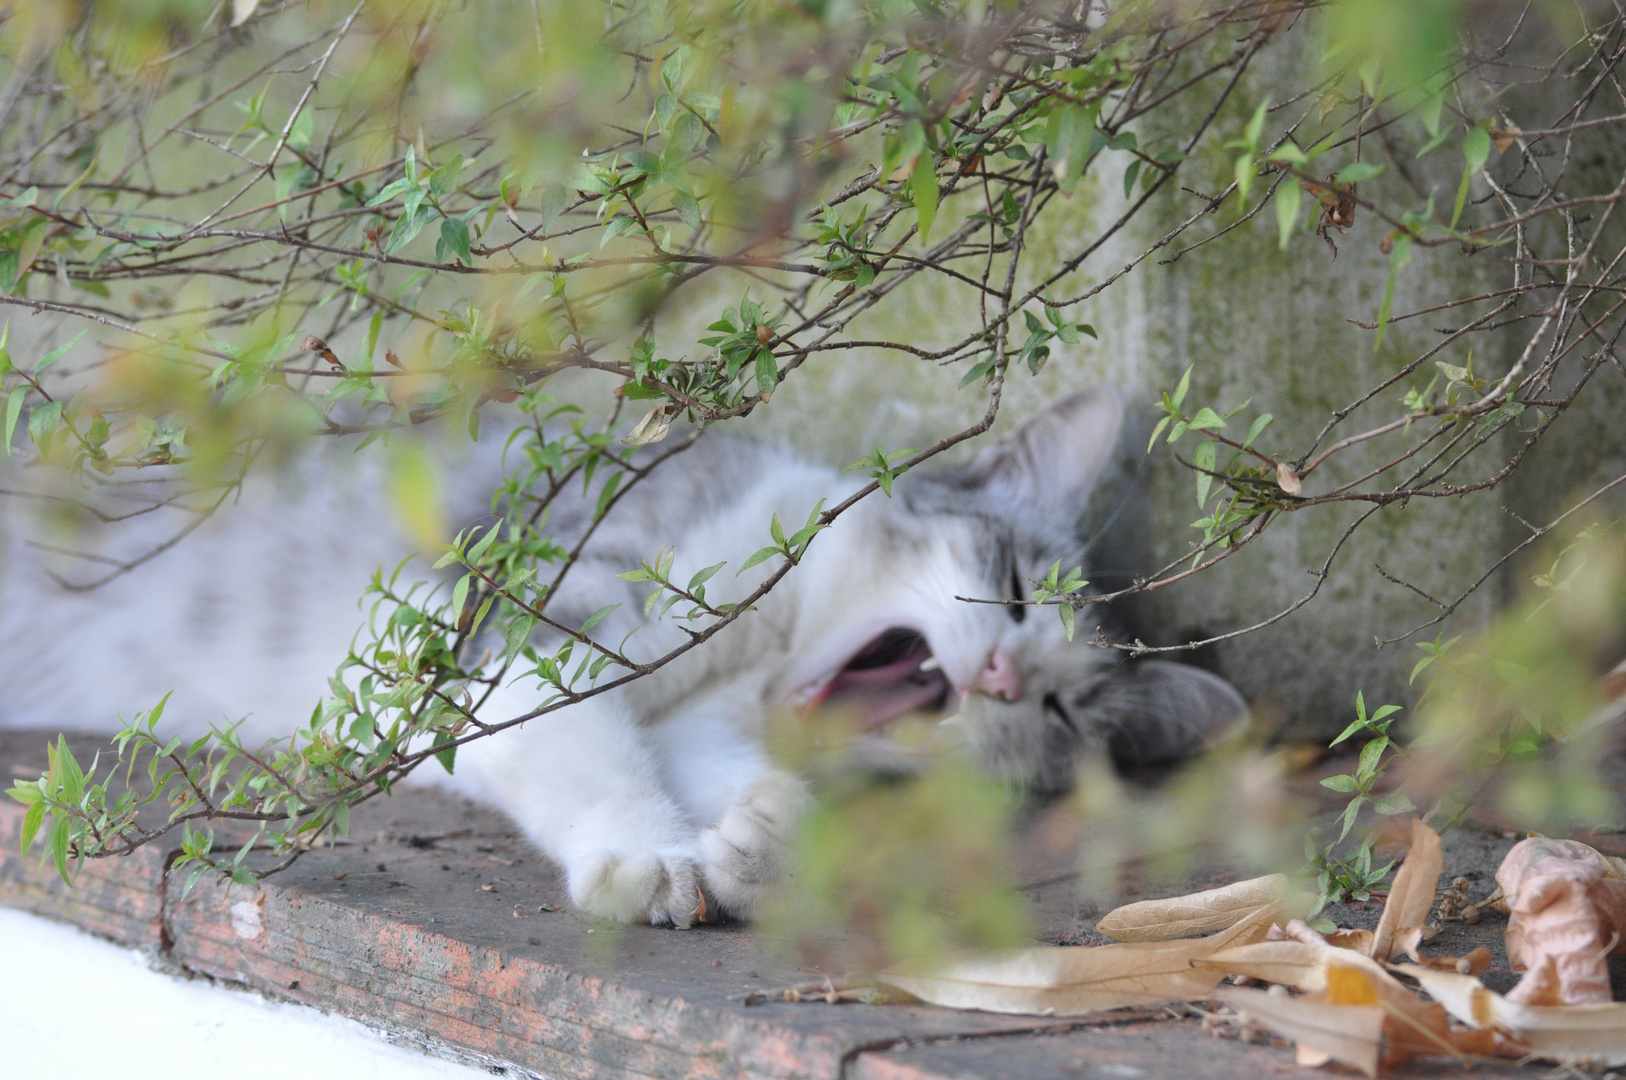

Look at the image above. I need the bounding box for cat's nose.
[968,651,1023,702]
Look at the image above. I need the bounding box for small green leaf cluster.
[1015,299,1095,377]
[817,205,878,288]
[1029,560,1089,640]
[1148,365,1281,562]
[844,445,914,497]
[1303,692,1409,922]
[698,293,786,402]
[366,147,480,264]
[619,546,730,622]
[739,501,828,576]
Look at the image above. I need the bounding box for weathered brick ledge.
[0,732,1548,1079]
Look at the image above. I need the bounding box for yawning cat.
[0,386,1246,925]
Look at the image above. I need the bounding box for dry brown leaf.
[1403,965,1626,1066]
[1217,986,1384,1078]
[1369,819,1443,962]
[1094,873,1291,942]
[1276,461,1303,495]
[1379,998,1495,1066]
[1324,927,1375,952]
[879,902,1278,1016]
[1404,943,1492,977]
[1230,960,1488,1072]
[1270,917,1374,953]
[622,404,673,447]
[1203,939,1410,1002]
[1498,836,1626,1005]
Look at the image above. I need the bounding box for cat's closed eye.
[1007,565,1026,624]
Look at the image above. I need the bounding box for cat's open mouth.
[804,627,954,732]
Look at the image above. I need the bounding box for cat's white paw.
[698,770,811,919]
[568,849,705,927]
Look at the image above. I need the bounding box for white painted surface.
[0,907,497,1079]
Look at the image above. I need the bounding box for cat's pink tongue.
[814,650,950,732]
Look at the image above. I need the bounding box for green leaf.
[1057,601,1076,641]
[1243,100,1269,149]
[580,603,621,635]
[1356,736,1389,782]
[48,815,71,882]
[1319,774,1360,793]
[1188,407,1227,432]
[1336,794,1368,843]
[688,562,726,591]
[737,545,780,574]
[1452,126,1492,229]
[502,613,536,667]
[1193,440,1216,507]
[468,595,494,638]
[450,572,472,620]
[1368,704,1402,725]
[537,184,570,230]
[433,730,457,775]
[3,386,24,456]
[909,156,938,245]
[1147,415,1171,453]
[1329,717,1367,747]
[465,525,500,565]
[1122,159,1141,201]
[1171,364,1192,409]
[1373,232,1413,352]
[1242,412,1273,449]
[754,350,778,396]
[27,400,61,450]
[1334,161,1383,183]
[427,153,464,197]
[1234,153,1256,203]
[439,217,473,265]
[366,177,415,207]
[1463,124,1492,173]
[1373,791,1416,816]
[366,310,383,363]
[384,205,435,254]
[1275,175,1301,251]
[19,799,45,857]
[671,190,701,228]
[34,330,86,376]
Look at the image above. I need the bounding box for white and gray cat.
[0,386,1245,925]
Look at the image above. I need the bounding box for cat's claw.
[569,850,705,927]
[698,771,811,919]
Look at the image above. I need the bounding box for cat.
[0,386,1247,926]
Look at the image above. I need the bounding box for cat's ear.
[959,386,1124,537]
[1076,660,1248,769]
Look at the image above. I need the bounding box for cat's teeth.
[918,656,940,672]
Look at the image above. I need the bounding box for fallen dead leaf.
[1378,998,1495,1067]
[1217,986,1384,1078]
[1324,927,1375,952]
[1403,964,1626,1066]
[1204,938,1411,1001]
[878,902,1279,1015]
[1369,818,1443,962]
[1498,836,1626,1005]
[1095,873,1292,942]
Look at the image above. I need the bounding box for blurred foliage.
[1,0,1624,969]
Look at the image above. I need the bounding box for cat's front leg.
[456,689,705,927]
[697,769,811,919]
